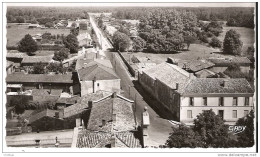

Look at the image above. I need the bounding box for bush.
[18,34,38,56]
[223,29,243,56]
[210,37,222,48]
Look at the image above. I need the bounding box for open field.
[122,43,236,64]
[219,26,255,53]
[6,24,70,47]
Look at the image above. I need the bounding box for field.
[219,26,255,54]
[6,24,70,47]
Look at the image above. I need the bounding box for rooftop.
[28,109,61,124]
[207,57,251,66]
[87,93,136,132]
[174,59,215,72]
[195,69,216,78]
[142,62,193,93]
[183,78,254,95]
[6,51,27,58]
[76,58,113,70]
[21,56,55,64]
[63,91,111,118]
[6,73,73,84]
[77,64,118,81]
[76,131,141,148]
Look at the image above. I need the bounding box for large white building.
[138,62,254,125]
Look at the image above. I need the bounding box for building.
[6,51,27,68]
[21,56,56,67]
[77,32,93,48]
[6,73,74,93]
[138,62,254,125]
[32,34,42,42]
[77,61,120,96]
[6,61,15,74]
[75,92,142,148]
[28,24,40,29]
[207,57,252,73]
[28,109,64,132]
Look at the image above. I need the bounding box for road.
[89,15,173,147]
[89,15,113,51]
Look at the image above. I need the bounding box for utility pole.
[128,85,131,98]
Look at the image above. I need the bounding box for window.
[218,110,224,119]
[203,97,207,106]
[187,110,192,118]
[232,110,237,118]
[233,97,238,106]
[97,83,99,87]
[189,97,194,106]
[244,110,249,116]
[219,97,224,106]
[245,97,250,106]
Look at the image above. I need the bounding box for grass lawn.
[7,24,70,47]
[218,26,255,54]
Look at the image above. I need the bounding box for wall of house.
[209,67,228,73]
[180,96,254,124]
[80,79,121,96]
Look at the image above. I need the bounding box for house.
[77,32,93,48]
[207,57,252,73]
[6,73,74,93]
[6,60,15,74]
[28,24,40,29]
[28,109,64,132]
[195,69,216,78]
[77,61,120,96]
[6,50,27,67]
[21,56,55,67]
[76,58,113,70]
[63,91,111,129]
[138,62,254,125]
[75,92,142,148]
[32,34,42,42]
[181,78,254,125]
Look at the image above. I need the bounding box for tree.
[132,36,146,52]
[79,22,88,30]
[184,36,197,50]
[18,34,38,56]
[70,27,79,36]
[32,62,46,74]
[118,26,130,36]
[193,109,232,148]
[166,125,203,148]
[71,22,77,28]
[63,34,79,53]
[112,31,131,52]
[223,29,243,56]
[46,63,65,74]
[10,97,28,114]
[236,110,255,147]
[98,18,104,28]
[45,22,53,28]
[210,37,222,48]
[52,48,70,62]
[16,16,25,23]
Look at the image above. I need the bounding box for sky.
[6,2,255,8]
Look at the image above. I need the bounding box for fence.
[117,51,136,77]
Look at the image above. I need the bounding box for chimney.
[111,134,116,148]
[167,57,174,64]
[88,101,93,108]
[111,92,117,98]
[175,83,179,90]
[223,80,228,88]
[55,112,59,118]
[102,119,106,127]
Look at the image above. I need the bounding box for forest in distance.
[7,6,254,28]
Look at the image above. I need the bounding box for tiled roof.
[77,64,118,81]
[63,91,111,118]
[195,69,216,78]
[6,73,73,84]
[76,58,113,70]
[6,52,27,58]
[182,78,254,95]
[76,130,142,148]
[176,59,215,72]
[28,109,60,123]
[142,62,193,93]
[87,94,136,132]
[207,57,251,66]
[21,56,54,64]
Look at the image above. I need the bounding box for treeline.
[111,7,254,28]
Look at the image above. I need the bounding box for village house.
[76,60,120,96]
[138,62,254,125]
[74,92,142,148]
[77,32,93,48]
[28,24,40,29]
[6,51,27,68]
[21,56,57,72]
[6,73,74,93]
[207,56,252,73]
[6,60,15,74]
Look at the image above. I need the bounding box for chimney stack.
[175,83,179,90]
[111,134,116,148]
[111,92,117,98]
[112,114,116,122]
[55,112,59,118]
[102,119,106,127]
[88,101,93,108]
